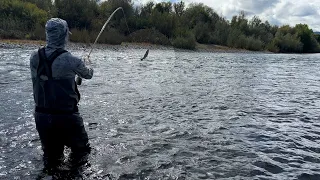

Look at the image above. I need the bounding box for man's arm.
[30,51,38,79]
[73,57,94,79]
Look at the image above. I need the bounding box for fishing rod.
[76,7,130,85]
[87,7,130,59]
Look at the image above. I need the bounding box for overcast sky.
[133,0,320,32]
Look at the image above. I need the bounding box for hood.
[45,18,70,49]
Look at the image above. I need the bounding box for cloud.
[267,1,320,30]
[291,4,318,17]
[234,0,279,14]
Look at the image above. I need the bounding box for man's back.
[30,18,93,176]
[30,18,93,113]
[30,48,93,80]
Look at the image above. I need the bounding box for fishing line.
[77,7,130,85]
[87,7,130,59]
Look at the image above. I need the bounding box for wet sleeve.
[73,57,94,79]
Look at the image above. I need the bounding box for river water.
[0,46,320,180]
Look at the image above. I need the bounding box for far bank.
[0,39,267,54]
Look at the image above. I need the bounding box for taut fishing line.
[76,7,130,85]
[87,7,130,58]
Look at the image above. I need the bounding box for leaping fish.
[141,49,149,61]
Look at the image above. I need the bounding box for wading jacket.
[30,18,93,114]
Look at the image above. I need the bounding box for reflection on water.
[1,46,320,179]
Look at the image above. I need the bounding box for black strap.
[38,48,51,78]
[37,48,68,78]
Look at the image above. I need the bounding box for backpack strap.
[38,48,51,78]
[37,48,68,78]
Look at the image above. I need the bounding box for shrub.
[0,29,25,39]
[92,28,126,45]
[31,23,46,40]
[271,32,303,53]
[127,28,171,45]
[193,22,210,43]
[227,29,264,51]
[227,29,242,48]
[266,42,280,53]
[172,32,196,50]
[69,29,91,44]
[0,0,47,31]
[0,0,47,40]
[245,36,264,51]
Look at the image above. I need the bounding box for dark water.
[1,46,320,180]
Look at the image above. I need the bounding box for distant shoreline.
[0,39,268,54]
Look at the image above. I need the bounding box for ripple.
[298,173,320,180]
[253,161,284,174]
[1,49,320,179]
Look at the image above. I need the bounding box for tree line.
[1,0,320,53]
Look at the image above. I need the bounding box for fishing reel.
[76,76,82,85]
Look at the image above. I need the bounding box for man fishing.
[29,18,93,174]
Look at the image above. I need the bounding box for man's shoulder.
[30,49,39,58]
[62,51,82,63]
[30,49,40,63]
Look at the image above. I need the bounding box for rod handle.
[76,76,82,85]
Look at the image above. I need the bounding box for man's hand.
[83,55,92,66]
[76,76,82,85]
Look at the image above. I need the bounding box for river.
[0,46,320,179]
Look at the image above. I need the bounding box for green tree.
[140,2,154,17]
[247,16,273,48]
[315,34,320,44]
[55,0,98,29]
[1,0,319,52]
[154,2,172,14]
[269,31,303,53]
[184,3,216,28]
[150,10,176,37]
[172,30,196,50]
[210,19,230,45]
[97,0,133,33]
[173,1,185,16]
[231,11,249,35]
[0,0,47,38]
[294,24,320,52]
[193,22,210,43]
[21,0,53,15]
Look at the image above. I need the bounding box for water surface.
[1,46,320,179]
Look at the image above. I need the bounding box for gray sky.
[133,0,320,32]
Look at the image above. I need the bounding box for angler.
[29,18,94,174]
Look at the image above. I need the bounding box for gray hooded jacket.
[30,18,93,113]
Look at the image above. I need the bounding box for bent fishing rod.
[88,7,130,59]
[76,7,129,85]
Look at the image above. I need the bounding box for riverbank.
[0,39,265,53]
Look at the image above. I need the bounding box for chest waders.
[34,48,80,114]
